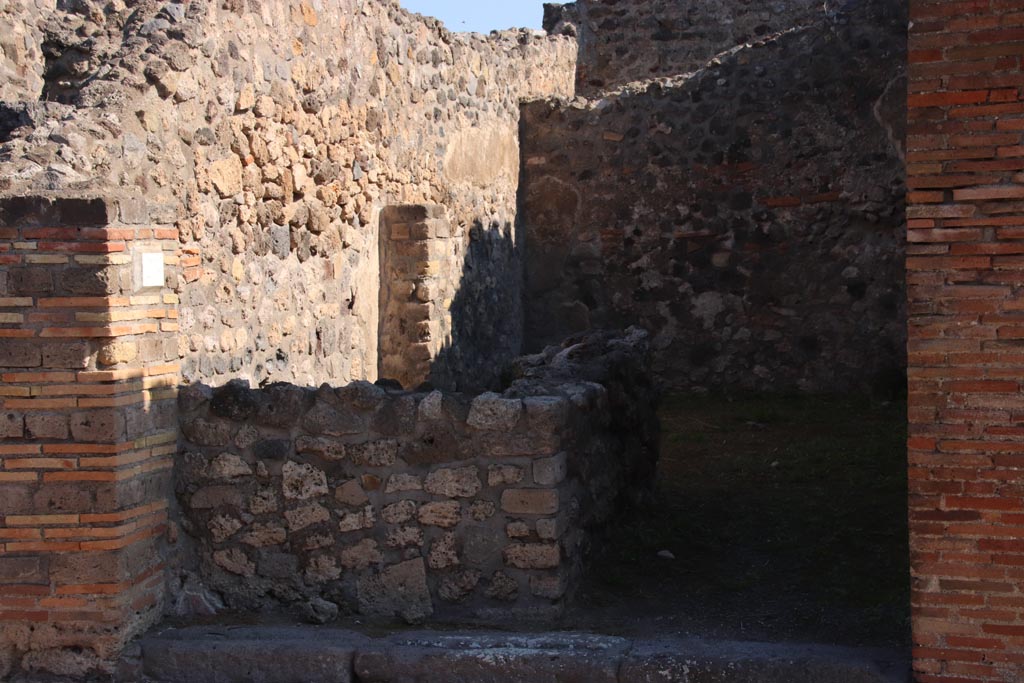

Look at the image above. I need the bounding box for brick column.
[908,3,1024,681]
[378,205,455,389]
[0,197,178,678]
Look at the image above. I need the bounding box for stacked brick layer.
[908,1,1024,681]
[0,197,177,679]
[378,205,458,390]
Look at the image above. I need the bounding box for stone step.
[130,625,909,683]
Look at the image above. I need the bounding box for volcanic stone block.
[501,489,559,516]
[356,559,433,623]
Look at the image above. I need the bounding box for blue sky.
[400,0,547,33]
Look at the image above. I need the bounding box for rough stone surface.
[0,0,916,678]
[176,329,657,624]
[0,0,577,395]
[139,627,369,683]
[524,0,907,394]
[356,559,434,624]
[467,393,523,431]
[424,467,482,499]
[282,461,328,501]
[547,0,821,95]
[418,501,461,528]
[355,632,631,683]
[136,627,909,683]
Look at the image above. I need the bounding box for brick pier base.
[908,2,1024,681]
[0,197,178,679]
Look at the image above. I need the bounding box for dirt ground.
[560,393,910,648]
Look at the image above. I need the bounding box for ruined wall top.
[0,0,576,199]
[545,0,907,95]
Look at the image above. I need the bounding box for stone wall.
[523,0,908,393]
[0,0,576,675]
[0,0,577,392]
[173,329,657,624]
[544,0,821,95]
[0,0,51,103]
[907,2,1024,681]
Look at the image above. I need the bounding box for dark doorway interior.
[562,393,910,648]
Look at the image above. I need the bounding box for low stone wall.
[173,329,657,624]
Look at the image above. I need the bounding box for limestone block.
[356,559,433,623]
[530,574,567,600]
[240,523,286,548]
[469,500,496,521]
[428,532,459,569]
[424,466,481,498]
[25,413,68,439]
[338,505,375,533]
[335,479,369,507]
[249,488,279,514]
[236,83,255,111]
[305,555,341,583]
[504,543,561,569]
[282,461,328,500]
[487,464,523,487]
[466,393,522,431]
[295,436,347,460]
[485,571,519,601]
[97,340,138,366]
[346,440,398,467]
[417,501,461,528]
[533,452,568,486]
[284,503,330,532]
[208,515,242,543]
[341,539,383,570]
[209,156,244,198]
[501,489,559,516]
[209,453,252,480]
[439,569,481,603]
[213,548,255,576]
[382,500,418,524]
[0,412,23,439]
[506,521,531,539]
[416,391,444,422]
[385,473,422,493]
[386,525,424,548]
[183,418,236,447]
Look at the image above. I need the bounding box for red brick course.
[909,1,1024,680]
[0,197,178,677]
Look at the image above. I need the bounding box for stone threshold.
[120,624,909,683]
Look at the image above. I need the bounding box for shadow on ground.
[562,393,910,648]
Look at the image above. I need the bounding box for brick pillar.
[908,3,1024,682]
[378,204,454,389]
[0,197,178,679]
